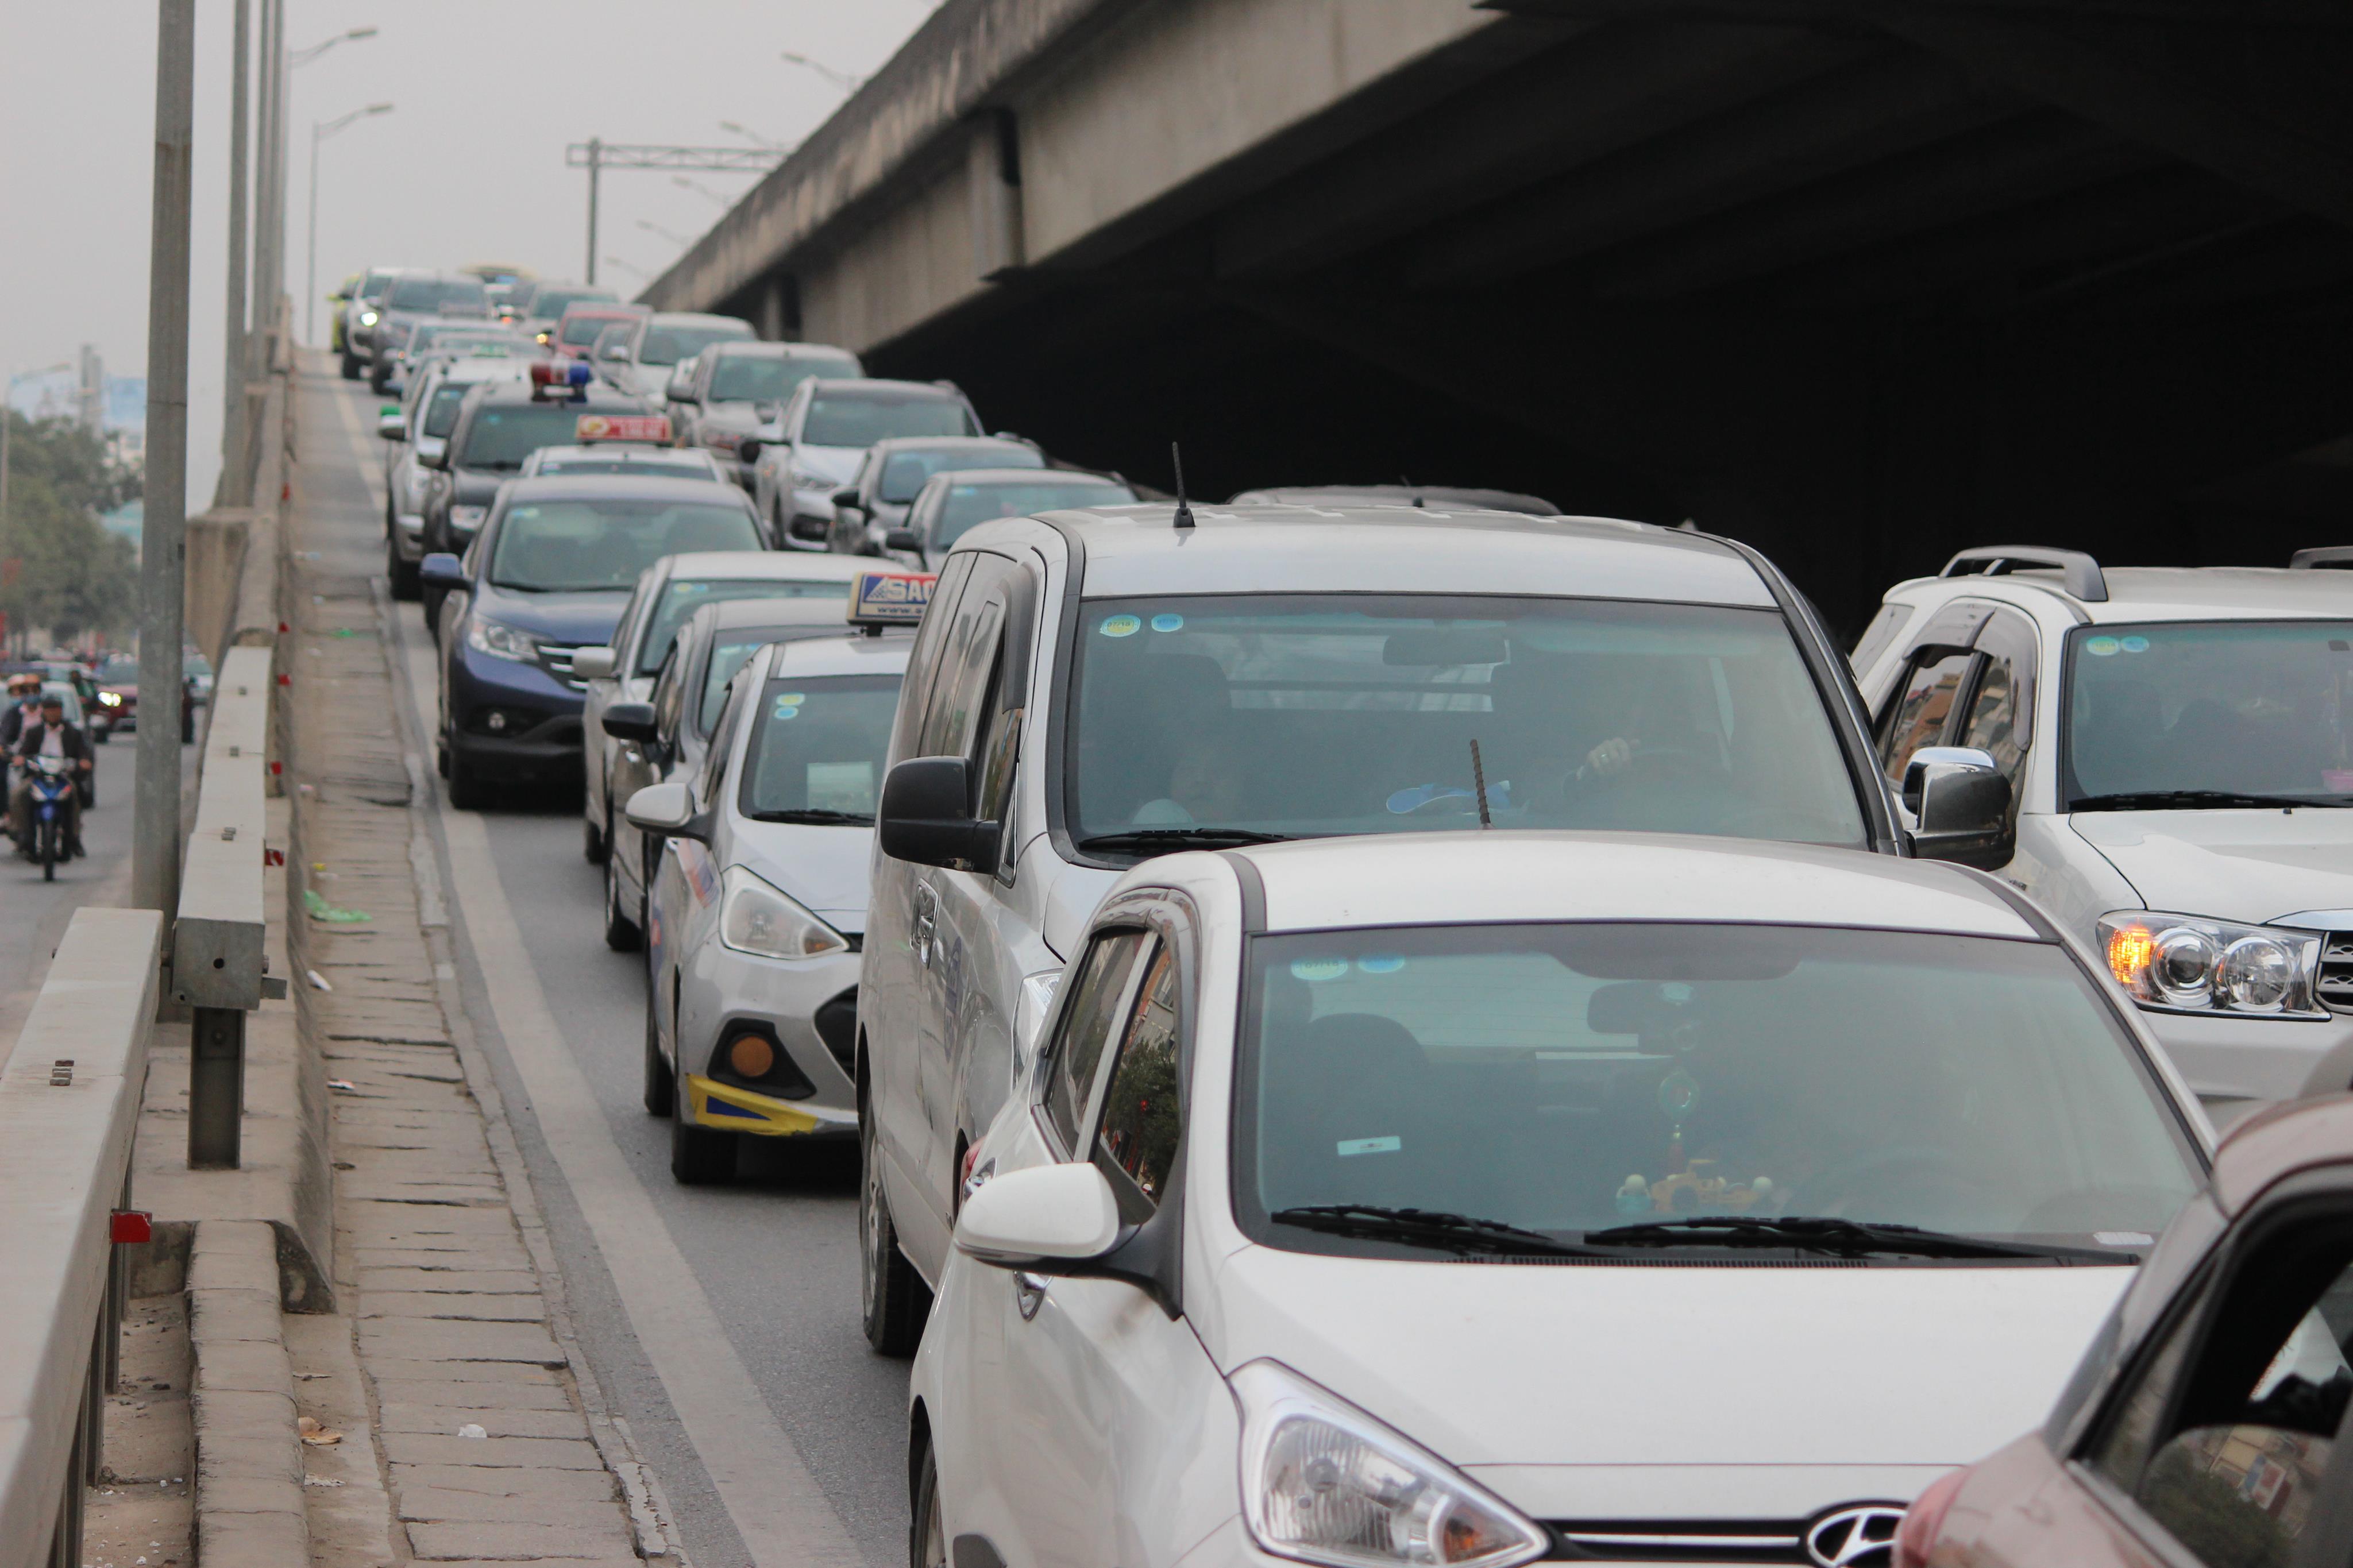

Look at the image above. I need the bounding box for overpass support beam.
[969,110,1025,280]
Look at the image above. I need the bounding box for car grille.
[2317,930,2353,1013]
[535,644,590,690]
[1547,1520,1812,1564]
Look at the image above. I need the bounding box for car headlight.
[464,616,542,663]
[98,691,122,707]
[719,865,848,959]
[357,309,379,326]
[788,465,833,491]
[448,505,488,533]
[1232,1360,1548,1568]
[2099,912,2324,1018]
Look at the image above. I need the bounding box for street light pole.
[307,105,394,344]
[219,0,251,504]
[584,137,603,285]
[137,0,196,917]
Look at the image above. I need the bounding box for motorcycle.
[20,755,74,881]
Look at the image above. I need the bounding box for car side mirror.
[571,647,616,681]
[623,780,706,841]
[419,553,467,592]
[601,701,658,744]
[885,528,922,553]
[1905,746,2013,869]
[419,443,449,470]
[736,438,762,464]
[831,486,862,511]
[878,756,999,870]
[601,343,629,361]
[377,411,405,441]
[955,1162,1120,1269]
[666,385,692,403]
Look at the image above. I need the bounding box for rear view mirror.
[601,343,629,361]
[955,1162,1121,1269]
[1905,747,2012,869]
[419,553,466,592]
[377,409,405,441]
[885,529,922,553]
[736,439,762,465]
[600,701,658,744]
[878,756,998,870]
[831,487,862,511]
[624,780,695,836]
[570,647,616,681]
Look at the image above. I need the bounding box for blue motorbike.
[21,755,73,881]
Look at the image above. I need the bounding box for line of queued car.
[360,260,2353,1566]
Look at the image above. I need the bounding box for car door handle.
[912,882,938,965]
[1015,1273,1047,1322]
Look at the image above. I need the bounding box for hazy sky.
[0,1,939,507]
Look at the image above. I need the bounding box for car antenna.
[1469,739,1493,829]
[1170,442,1195,530]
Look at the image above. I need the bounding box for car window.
[737,673,904,824]
[803,393,977,447]
[1042,930,1151,1155]
[641,321,751,366]
[651,648,685,743]
[488,499,761,592]
[592,322,633,357]
[421,383,472,440]
[880,445,1036,505]
[890,553,975,763]
[699,632,811,736]
[697,677,746,802]
[387,276,486,312]
[1958,612,2036,789]
[1851,603,1914,675]
[1096,942,1183,1216]
[634,578,851,677]
[708,353,859,403]
[935,479,1132,549]
[915,557,1014,759]
[461,403,626,470]
[1877,651,1972,783]
[2086,1211,2353,1568]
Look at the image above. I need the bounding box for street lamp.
[307,103,394,343]
[290,24,377,68]
[604,256,650,281]
[780,51,863,93]
[258,21,379,346]
[718,119,786,151]
[672,175,736,210]
[636,218,694,248]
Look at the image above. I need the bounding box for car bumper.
[392,512,426,562]
[2143,1009,2353,1125]
[782,486,836,551]
[446,647,585,781]
[676,943,861,1132]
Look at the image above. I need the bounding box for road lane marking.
[348,384,867,1567]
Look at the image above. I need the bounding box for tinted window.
[635,578,851,676]
[641,321,752,366]
[738,674,904,823]
[889,553,974,763]
[935,479,1132,548]
[878,445,1038,504]
[803,393,975,447]
[1877,651,1971,782]
[1961,653,2024,779]
[1043,932,1150,1154]
[527,286,616,318]
[387,276,487,311]
[1098,944,1183,1214]
[421,384,472,439]
[1237,923,2200,1254]
[488,500,761,592]
[461,404,623,469]
[709,353,859,403]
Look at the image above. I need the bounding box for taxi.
[624,573,921,1183]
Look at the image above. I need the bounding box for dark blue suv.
[423,475,765,806]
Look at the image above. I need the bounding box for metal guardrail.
[171,643,283,1169]
[0,906,164,1568]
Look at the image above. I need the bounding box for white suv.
[1853,544,2353,1121]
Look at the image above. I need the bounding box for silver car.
[882,468,1136,571]
[747,378,982,551]
[593,311,754,400]
[379,357,530,598]
[673,341,864,489]
[628,628,913,1183]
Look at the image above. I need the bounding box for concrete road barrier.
[0,907,164,1567]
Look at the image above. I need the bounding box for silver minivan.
[853,501,1977,1353]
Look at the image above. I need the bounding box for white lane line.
[383,571,864,1566]
[325,379,389,510]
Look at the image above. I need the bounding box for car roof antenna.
[1170,442,1196,530]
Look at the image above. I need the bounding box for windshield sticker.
[1289,957,1349,983]
[1336,1136,1401,1158]
[2119,635,2150,653]
[1150,613,1184,633]
[1356,955,1406,975]
[2085,635,2121,657]
[773,693,805,719]
[1099,614,1141,638]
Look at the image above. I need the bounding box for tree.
[0,411,141,644]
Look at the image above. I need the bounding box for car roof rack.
[1939,545,2107,603]
[2289,547,2353,571]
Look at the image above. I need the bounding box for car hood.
[790,445,863,486]
[699,402,766,434]
[734,821,875,934]
[1199,1243,2128,1513]
[468,583,629,646]
[2070,809,2353,924]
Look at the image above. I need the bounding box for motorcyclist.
[11,694,90,859]
[0,673,43,750]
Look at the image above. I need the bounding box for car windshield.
[803,393,975,448]
[709,353,859,403]
[387,277,486,312]
[641,322,751,366]
[1237,922,2201,1257]
[935,479,1133,547]
[637,578,851,675]
[358,272,398,303]
[461,404,629,470]
[488,500,761,592]
[414,325,508,352]
[538,455,704,479]
[421,384,473,439]
[738,674,903,823]
[561,314,631,347]
[1067,594,1867,853]
[2066,621,2353,806]
[98,658,138,682]
[528,287,614,319]
[701,631,828,733]
[877,445,1038,505]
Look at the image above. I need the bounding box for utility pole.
[564,141,782,293]
[584,138,601,285]
[250,0,279,362]
[137,0,195,918]
[220,0,250,504]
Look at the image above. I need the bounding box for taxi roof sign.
[848,570,935,628]
[574,412,672,445]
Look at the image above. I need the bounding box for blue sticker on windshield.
[1356,955,1405,975]
[2120,635,2150,653]
[1336,1137,1401,1157]
[1150,613,1184,633]
[773,693,805,719]
[1099,615,1141,638]
[2085,636,2120,657]
[1290,957,1349,983]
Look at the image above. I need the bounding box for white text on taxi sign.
[849,570,936,626]
[574,413,672,445]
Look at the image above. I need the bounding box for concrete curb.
[188,1219,308,1567]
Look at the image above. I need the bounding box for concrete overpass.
[643,0,2353,627]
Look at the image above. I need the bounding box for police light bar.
[529,358,593,402]
[575,413,672,445]
[847,570,936,628]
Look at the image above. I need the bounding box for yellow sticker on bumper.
[684,1075,841,1137]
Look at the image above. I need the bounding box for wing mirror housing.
[601,343,630,361]
[830,486,863,512]
[419,553,467,592]
[736,438,762,465]
[878,756,999,870]
[600,701,658,744]
[885,528,923,553]
[419,442,450,470]
[623,779,709,843]
[1905,746,2013,869]
[956,1163,1120,1267]
[377,405,405,441]
[570,647,616,681]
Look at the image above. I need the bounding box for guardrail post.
[188,1007,249,1169]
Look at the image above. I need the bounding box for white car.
[746,377,982,551]
[1852,544,2353,1121]
[909,832,2215,1568]
[627,627,912,1183]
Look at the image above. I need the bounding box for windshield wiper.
[1079,828,1292,852]
[1582,1215,2132,1264]
[747,808,871,825]
[1272,1204,1606,1260]
[2073,789,2346,812]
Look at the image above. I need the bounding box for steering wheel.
[1784,1146,1986,1221]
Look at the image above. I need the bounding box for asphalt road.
[302,367,907,1568]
